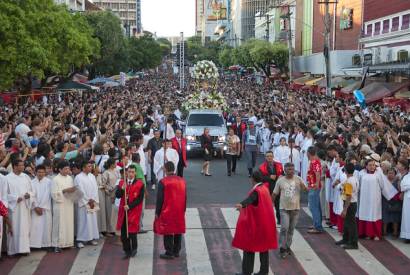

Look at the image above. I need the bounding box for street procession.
[1,0,410,274]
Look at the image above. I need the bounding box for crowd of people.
[0,68,409,272]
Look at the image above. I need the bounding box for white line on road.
[185,208,214,275]
[128,209,155,275]
[9,250,46,275]
[68,239,105,275]
[302,207,392,275]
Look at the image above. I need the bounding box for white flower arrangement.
[182,91,228,111]
[193,60,219,80]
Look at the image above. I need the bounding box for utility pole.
[277,3,295,83]
[265,13,271,42]
[179,32,185,91]
[319,0,337,97]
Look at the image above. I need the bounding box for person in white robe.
[74,161,100,247]
[51,161,76,252]
[294,128,304,149]
[300,130,314,182]
[259,125,272,155]
[6,159,34,255]
[332,163,347,233]
[154,140,179,182]
[274,137,291,165]
[358,159,398,240]
[398,160,410,240]
[288,138,301,175]
[0,173,8,258]
[30,165,52,248]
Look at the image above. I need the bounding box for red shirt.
[0,201,8,217]
[307,159,322,189]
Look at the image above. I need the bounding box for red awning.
[362,82,409,103]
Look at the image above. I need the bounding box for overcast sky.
[141,0,195,37]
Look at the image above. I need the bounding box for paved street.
[1,157,410,275]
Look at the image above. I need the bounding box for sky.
[141,0,195,37]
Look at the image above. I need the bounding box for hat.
[360,144,374,155]
[365,153,381,162]
[354,115,362,123]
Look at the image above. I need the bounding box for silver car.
[184,109,227,153]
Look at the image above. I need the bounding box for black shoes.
[138,229,148,234]
[341,244,358,250]
[279,247,287,259]
[335,240,346,245]
[160,253,174,260]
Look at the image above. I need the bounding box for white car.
[184,109,227,153]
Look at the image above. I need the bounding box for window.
[402,14,410,30]
[129,3,136,9]
[382,19,390,34]
[397,50,409,62]
[366,24,372,36]
[392,17,399,31]
[187,114,224,127]
[111,3,119,9]
[374,22,381,35]
[352,54,361,66]
[363,54,373,66]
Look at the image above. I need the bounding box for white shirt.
[15,123,31,137]
[153,148,179,181]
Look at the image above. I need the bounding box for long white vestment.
[400,173,410,239]
[153,148,179,182]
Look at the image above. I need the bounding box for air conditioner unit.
[397,50,409,62]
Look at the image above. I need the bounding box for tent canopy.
[361,82,409,103]
[315,76,356,88]
[87,77,116,84]
[57,80,99,91]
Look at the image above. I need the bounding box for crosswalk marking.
[185,208,214,275]
[9,250,46,275]
[385,236,410,257]
[68,240,105,275]
[301,207,392,275]
[128,209,155,275]
[221,207,274,275]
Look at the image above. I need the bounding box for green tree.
[218,47,233,68]
[186,36,222,65]
[85,11,128,78]
[0,0,99,90]
[128,34,162,71]
[157,38,172,57]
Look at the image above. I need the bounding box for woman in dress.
[382,167,402,237]
[101,158,120,235]
[200,128,213,176]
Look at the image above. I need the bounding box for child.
[335,163,358,249]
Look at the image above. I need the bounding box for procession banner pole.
[123,165,129,239]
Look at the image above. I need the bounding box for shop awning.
[57,81,99,91]
[305,77,324,86]
[362,82,409,103]
[315,76,356,88]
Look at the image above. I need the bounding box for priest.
[30,165,52,249]
[74,161,100,248]
[399,158,410,241]
[233,171,278,275]
[115,167,145,258]
[51,160,76,252]
[154,161,186,259]
[0,173,12,259]
[154,139,179,182]
[6,159,34,255]
[171,130,187,177]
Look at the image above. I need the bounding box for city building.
[358,0,410,78]
[55,0,86,11]
[196,0,232,44]
[240,0,276,41]
[292,0,363,76]
[93,0,142,36]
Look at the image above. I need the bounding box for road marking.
[68,240,105,275]
[221,207,274,275]
[385,236,410,258]
[302,207,392,275]
[9,250,46,275]
[128,209,154,275]
[185,208,214,275]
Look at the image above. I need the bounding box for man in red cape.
[171,129,188,177]
[233,171,278,275]
[115,167,145,259]
[259,151,283,223]
[154,161,186,259]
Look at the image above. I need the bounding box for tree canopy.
[0,0,99,90]
[186,36,222,65]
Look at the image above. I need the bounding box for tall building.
[55,0,86,11]
[240,0,277,40]
[94,0,142,36]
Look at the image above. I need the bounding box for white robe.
[74,172,100,242]
[0,174,8,257]
[274,145,291,166]
[6,172,33,255]
[300,138,313,182]
[154,148,179,182]
[327,159,340,203]
[332,167,347,215]
[358,169,398,222]
[51,174,74,248]
[138,146,147,175]
[260,128,272,154]
[400,173,410,239]
[295,132,304,148]
[30,177,52,248]
[290,148,301,174]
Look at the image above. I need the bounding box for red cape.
[171,137,188,167]
[154,175,186,235]
[232,184,278,252]
[116,179,144,234]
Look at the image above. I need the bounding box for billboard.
[206,0,227,21]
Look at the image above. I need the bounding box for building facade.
[55,0,86,11]
[94,0,142,36]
